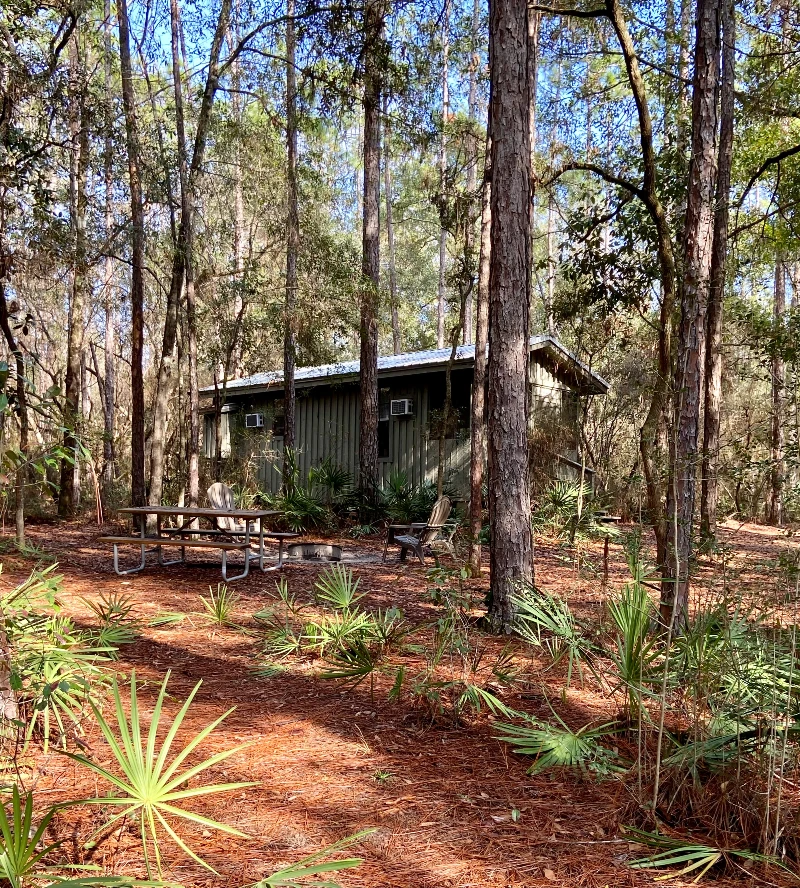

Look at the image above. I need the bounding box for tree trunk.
[59,36,89,519]
[230,22,246,381]
[487,0,534,631]
[169,0,200,510]
[383,94,400,355]
[0,280,28,549]
[117,0,147,508]
[148,0,232,510]
[358,0,385,497]
[467,132,491,577]
[598,0,678,570]
[284,0,299,489]
[662,0,720,628]
[102,0,116,503]
[768,260,786,525]
[436,0,450,350]
[462,0,481,345]
[699,0,734,539]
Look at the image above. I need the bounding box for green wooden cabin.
[200,334,609,498]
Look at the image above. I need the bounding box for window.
[378,388,390,460]
[272,408,285,438]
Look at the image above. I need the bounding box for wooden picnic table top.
[118,506,280,520]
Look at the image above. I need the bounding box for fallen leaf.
[544,869,557,881]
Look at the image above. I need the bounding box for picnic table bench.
[99,506,298,581]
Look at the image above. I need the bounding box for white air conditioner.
[390,398,414,416]
[245,412,264,429]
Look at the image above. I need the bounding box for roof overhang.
[199,335,609,400]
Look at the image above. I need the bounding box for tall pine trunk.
[284,0,298,487]
[101,0,116,502]
[168,0,200,509]
[487,0,534,631]
[699,0,734,539]
[358,0,385,498]
[383,94,400,355]
[467,132,491,577]
[117,0,146,508]
[768,260,786,525]
[0,282,28,548]
[436,0,450,350]
[662,0,720,628]
[148,0,231,510]
[59,36,89,518]
[462,0,480,345]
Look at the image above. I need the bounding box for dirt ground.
[1,517,797,888]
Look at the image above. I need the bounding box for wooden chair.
[207,482,254,534]
[389,496,453,565]
[427,519,459,560]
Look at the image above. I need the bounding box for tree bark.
[148,0,232,510]
[768,260,785,525]
[662,0,720,628]
[603,0,678,569]
[168,0,201,510]
[436,0,450,350]
[117,0,146,508]
[468,132,491,577]
[699,0,734,539]
[100,0,116,503]
[358,0,385,496]
[284,0,298,488]
[462,0,481,345]
[383,94,400,355]
[487,0,534,631]
[59,35,89,518]
[0,279,28,548]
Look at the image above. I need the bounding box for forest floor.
[0,517,797,888]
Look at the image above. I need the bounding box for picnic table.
[99,506,296,581]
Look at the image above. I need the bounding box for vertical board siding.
[212,353,580,501]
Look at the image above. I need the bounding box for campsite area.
[2,518,796,888]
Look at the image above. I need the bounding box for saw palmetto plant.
[65,671,256,876]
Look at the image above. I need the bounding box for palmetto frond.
[65,671,257,877]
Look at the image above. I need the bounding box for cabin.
[200,334,609,498]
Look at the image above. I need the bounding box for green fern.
[494,713,621,776]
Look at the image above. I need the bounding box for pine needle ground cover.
[3,519,798,888]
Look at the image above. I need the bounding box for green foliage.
[0,785,64,886]
[199,583,241,627]
[531,481,615,543]
[382,472,442,523]
[262,448,332,532]
[308,457,353,503]
[65,671,256,877]
[512,583,596,687]
[2,567,110,752]
[314,564,364,610]
[494,713,621,777]
[606,576,659,717]
[83,590,141,658]
[254,829,375,888]
[626,828,789,882]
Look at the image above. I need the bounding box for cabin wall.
[202,355,586,500]
[204,372,472,498]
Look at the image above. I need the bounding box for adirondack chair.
[388,496,452,565]
[207,482,254,534]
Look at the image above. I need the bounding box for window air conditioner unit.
[245,412,264,429]
[390,398,414,416]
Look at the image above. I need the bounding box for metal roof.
[200,334,610,397]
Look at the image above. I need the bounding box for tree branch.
[541,161,645,201]
[736,142,800,209]
[529,3,605,18]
